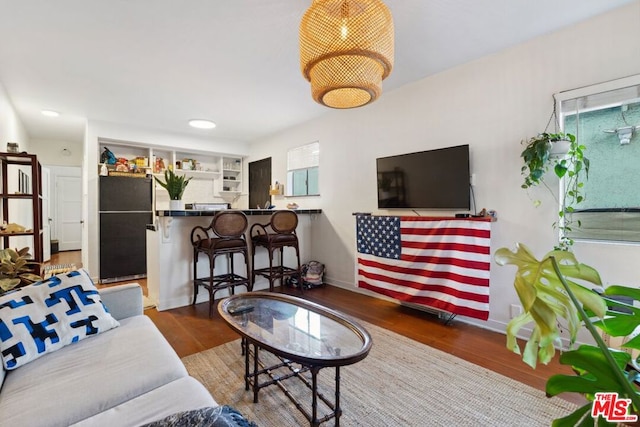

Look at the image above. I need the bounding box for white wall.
[249,2,640,339]
[0,81,29,152]
[83,120,251,280]
[0,81,33,250]
[30,139,83,166]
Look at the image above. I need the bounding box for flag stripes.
[356,216,491,320]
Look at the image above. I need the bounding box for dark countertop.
[156,209,322,217]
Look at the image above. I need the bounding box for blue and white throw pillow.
[0,269,119,370]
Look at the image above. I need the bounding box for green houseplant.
[496,243,640,426]
[520,132,590,250]
[0,247,43,294]
[154,168,192,209]
[521,132,575,189]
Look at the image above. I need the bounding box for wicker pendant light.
[300,0,394,109]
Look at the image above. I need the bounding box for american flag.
[356,215,491,320]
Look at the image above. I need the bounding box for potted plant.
[154,168,192,210]
[521,132,574,188]
[520,132,590,250]
[0,247,43,294]
[496,243,640,426]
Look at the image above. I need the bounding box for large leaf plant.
[0,247,42,294]
[496,243,640,426]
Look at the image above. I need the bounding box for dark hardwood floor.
[50,250,584,405]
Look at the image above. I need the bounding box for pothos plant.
[520,132,590,250]
[496,243,640,426]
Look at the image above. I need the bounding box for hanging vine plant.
[521,132,576,189]
[520,103,590,251]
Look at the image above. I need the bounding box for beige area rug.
[182,322,578,426]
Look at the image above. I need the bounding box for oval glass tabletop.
[218,292,372,367]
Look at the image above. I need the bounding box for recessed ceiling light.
[41,110,60,117]
[188,119,216,129]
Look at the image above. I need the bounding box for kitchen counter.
[156,208,322,217]
[146,209,321,311]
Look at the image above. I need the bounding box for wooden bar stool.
[191,210,251,317]
[250,210,302,293]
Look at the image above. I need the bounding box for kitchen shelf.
[153,170,221,180]
[99,142,244,207]
[218,191,242,203]
[181,170,221,179]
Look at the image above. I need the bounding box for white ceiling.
[0,0,634,145]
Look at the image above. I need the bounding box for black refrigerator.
[99,176,153,283]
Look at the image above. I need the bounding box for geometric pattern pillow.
[0,269,119,370]
[141,406,258,427]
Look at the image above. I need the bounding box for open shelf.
[219,191,242,203]
[0,152,43,263]
[0,193,36,198]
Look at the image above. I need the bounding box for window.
[557,75,640,243]
[286,141,319,196]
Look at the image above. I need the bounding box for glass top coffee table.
[218,292,372,426]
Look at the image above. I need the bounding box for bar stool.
[191,210,251,317]
[250,210,302,292]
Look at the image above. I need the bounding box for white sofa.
[0,283,218,427]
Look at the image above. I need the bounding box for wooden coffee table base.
[244,340,342,427]
[219,293,371,427]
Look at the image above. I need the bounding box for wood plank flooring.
[49,250,584,405]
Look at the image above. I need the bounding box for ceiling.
[0,0,634,145]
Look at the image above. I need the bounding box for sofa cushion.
[0,315,187,427]
[71,376,218,427]
[0,269,119,370]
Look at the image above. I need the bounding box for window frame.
[286,141,319,197]
[556,74,640,244]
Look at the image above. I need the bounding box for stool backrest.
[212,210,248,238]
[270,210,298,234]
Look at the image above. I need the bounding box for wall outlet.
[470,173,477,186]
[510,304,523,319]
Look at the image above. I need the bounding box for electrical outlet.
[509,304,523,319]
[470,173,477,186]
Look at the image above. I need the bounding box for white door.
[42,167,51,261]
[56,175,82,251]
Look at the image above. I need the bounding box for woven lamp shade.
[300,0,394,109]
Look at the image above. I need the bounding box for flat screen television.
[376,144,470,209]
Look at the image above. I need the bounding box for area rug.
[182,322,578,426]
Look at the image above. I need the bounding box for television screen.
[376,144,470,209]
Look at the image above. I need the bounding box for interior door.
[249,157,271,209]
[57,175,82,251]
[42,167,51,262]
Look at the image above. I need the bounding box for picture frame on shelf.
[18,170,29,194]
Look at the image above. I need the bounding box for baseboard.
[324,276,580,349]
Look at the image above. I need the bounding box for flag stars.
[356,216,401,259]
